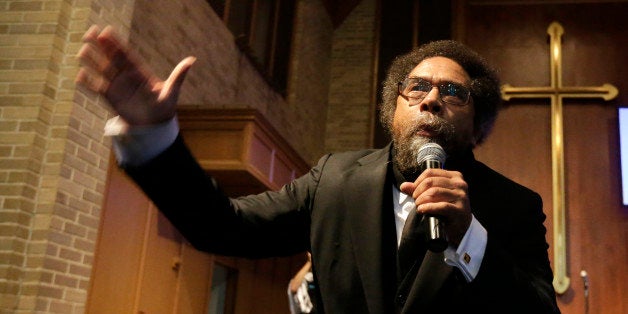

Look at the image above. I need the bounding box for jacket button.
[396,294,406,305]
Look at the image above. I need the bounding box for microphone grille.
[417,142,446,165]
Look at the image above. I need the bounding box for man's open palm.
[76,25,195,126]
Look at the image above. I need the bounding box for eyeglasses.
[398,77,471,106]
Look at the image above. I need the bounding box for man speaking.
[77,25,560,313]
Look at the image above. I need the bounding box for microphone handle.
[427,216,448,252]
[422,160,448,252]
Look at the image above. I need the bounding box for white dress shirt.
[393,185,487,282]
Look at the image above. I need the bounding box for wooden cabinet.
[177,108,310,196]
[87,109,310,313]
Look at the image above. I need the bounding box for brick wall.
[0,0,336,312]
[282,0,334,164]
[325,0,378,152]
[128,0,333,165]
[0,0,135,312]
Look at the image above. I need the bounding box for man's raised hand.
[76,25,195,126]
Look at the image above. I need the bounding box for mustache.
[393,113,454,179]
[402,113,453,138]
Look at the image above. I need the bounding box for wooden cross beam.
[501,22,618,295]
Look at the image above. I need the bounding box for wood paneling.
[87,109,310,313]
[178,108,311,196]
[87,163,213,314]
[87,160,150,313]
[176,244,213,313]
[458,2,628,313]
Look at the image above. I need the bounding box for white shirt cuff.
[443,214,487,282]
[104,116,179,166]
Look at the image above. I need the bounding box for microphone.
[417,142,448,252]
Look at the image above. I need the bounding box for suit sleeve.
[468,191,561,313]
[123,135,326,258]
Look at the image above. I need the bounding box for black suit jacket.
[125,136,560,313]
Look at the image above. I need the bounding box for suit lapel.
[345,145,395,314]
[397,210,426,281]
[341,144,455,313]
[401,251,453,313]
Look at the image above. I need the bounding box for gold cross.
[501,22,618,295]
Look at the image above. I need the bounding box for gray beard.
[392,113,456,180]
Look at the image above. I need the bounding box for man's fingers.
[96,26,158,86]
[399,182,415,195]
[416,201,450,214]
[76,68,110,94]
[96,26,126,58]
[81,25,101,44]
[400,175,462,197]
[90,26,137,79]
[415,186,459,204]
[78,25,125,81]
[77,44,107,74]
[76,35,111,94]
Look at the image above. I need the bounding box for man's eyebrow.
[406,77,465,85]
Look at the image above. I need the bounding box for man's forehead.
[408,56,470,83]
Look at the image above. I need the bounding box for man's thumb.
[160,56,196,100]
[399,182,415,195]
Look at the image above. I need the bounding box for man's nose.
[418,87,442,113]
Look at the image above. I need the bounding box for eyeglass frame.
[397,77,471,106]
